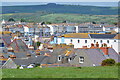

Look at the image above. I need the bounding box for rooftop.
[89,34,116,39]
[60,33,104,38]
[114,34,120,39]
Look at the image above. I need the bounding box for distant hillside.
[2,13,117,24]
[2,3,118,15]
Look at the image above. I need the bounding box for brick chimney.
[91,43,94,48]
[100,47,109,56]
[96,42,99,47]
[26,53,31,57]
[9,55,16,59]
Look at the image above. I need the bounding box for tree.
[36,42,41,47]
[41,22,45,25]
[101,59,116,66]
[112,22,117,25]
[20,19,26,22]
[62,21,67,23]
[8,17,15,22]
[116,63,120,66]
[46,22,52,24]
[92,22,96,24]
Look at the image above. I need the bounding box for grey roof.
[2,58,17,69]
[13,56,49,66]
[69,48,119,67]
[89,34,116,39]
[2,35,11,46]
[14,52,27,58]
[85,49,106,66]
[108,48,120,62]
[10,39,28,52]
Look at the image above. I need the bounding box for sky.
[1,0,119,2]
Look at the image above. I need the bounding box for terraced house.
[51,33,120,54]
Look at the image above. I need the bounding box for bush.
[36,42,41,47]
[116,63,120,66]
[101,59,116,66]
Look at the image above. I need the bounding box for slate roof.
[66,48,119,66]
[89,34,116,39]
[2,58,17,69]
[108,48,120,62]
[2,35,11,46]
[10,39,28,52]
[13,56,49,66]
[69,49,106,66]
[85,49,106,66]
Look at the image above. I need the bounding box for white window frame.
[79,56,84,64]
[58,55,62,61]
[68,57,72,62]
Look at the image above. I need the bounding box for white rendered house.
[52,33,119,54]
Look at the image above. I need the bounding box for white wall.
[47,25,54,35]
[112,40,120,53]
[23,26,29,33]
[57,37,119,52]
[114,27,120,33]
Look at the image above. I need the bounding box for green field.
[1,66,119,78]
[1,13,117,24]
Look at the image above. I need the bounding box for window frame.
[78,40,80,43]
[79,56,84,64]
[58,55,62,61]
[85,40,87,43]
[70,39,73,43]
[100,40,103,43]
[107,40,109,43]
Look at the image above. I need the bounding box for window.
[68,58,72,62]
[0,43,4,47]
[85,40,87,43]
[79,56,84,64]
[58,55,62,61]
[107,40,109,43]
[78,40,80,43]
[100,40,102,43]
[70,39,72,42]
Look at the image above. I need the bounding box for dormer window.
[79,56,84,64]
[58,55,62,61]
[68,57,72,62]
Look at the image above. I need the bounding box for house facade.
[51,33,119,54]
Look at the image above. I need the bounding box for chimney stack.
[9,55,16,59]
[26,53,31,58]
[91,43,94,48]
[96,42,99,47]
[100,47,109,56]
